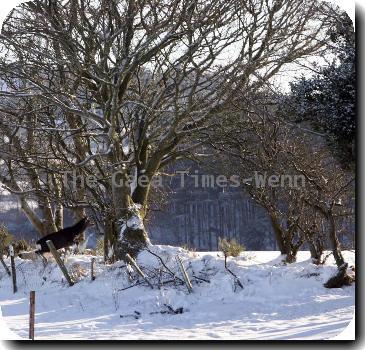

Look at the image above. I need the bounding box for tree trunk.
[41,196,58,233]
[270,215,286,255]
[324,262,354,288]
[319,207,352,288]
[108,167,150,261]
[19,197,47,236]
[308,241,320,264]
[308,238,324,265]
[53,174,64,230]
[113,204,149,261]
[283,235,298,263]
[1,173,51,237]
[104,212,116,263]
[65,114,87,221]
[327,212,345,268]
[269,215,299,263]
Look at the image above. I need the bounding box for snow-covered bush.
[12,239,30,255]
[219,238,245,267]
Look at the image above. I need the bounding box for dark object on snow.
[149,304,184,316]
[324,263,355,288]
[161,304,184,315]
[120,311,141,320]
[35,218,92,255]
[300,272,320,278]
[120,305,184,320]
[149,308,184,316]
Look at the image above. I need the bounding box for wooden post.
[176,255,193,293]
[125,254,153,289]
[9,245,17,293]
[91,257,96,281]
[46,240,74,286]
[29,291,35,340]
[0,256,11,276]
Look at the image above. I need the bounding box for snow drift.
[0,247,355,340]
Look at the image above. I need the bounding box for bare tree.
[208,106,307,262]
[208,92,354,267]
[0,0,334,260]
[0,90,66,236]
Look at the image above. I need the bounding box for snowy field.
[0,247,355,340]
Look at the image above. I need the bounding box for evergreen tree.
[279,12,355,169]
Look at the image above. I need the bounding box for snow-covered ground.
[0,247,355,340]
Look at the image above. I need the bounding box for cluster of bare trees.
[207,92,354,276]
[0,0,348,262]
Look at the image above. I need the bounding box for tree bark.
[19,197,47,236]
[113,204,149,261]
[269,215,299,263]
[270,215,286,255]
[106,165,150,261]
[308,237,324,264]
[104,212,116,263]
[327,211,345,267]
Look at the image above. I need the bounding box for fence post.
[176,255,193,293]
[29,291,35,340]
[91,257,96,281]
[46,240,74,286]
[125,254,153,289]
[0,256,11,276]
[9,245,17,293]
